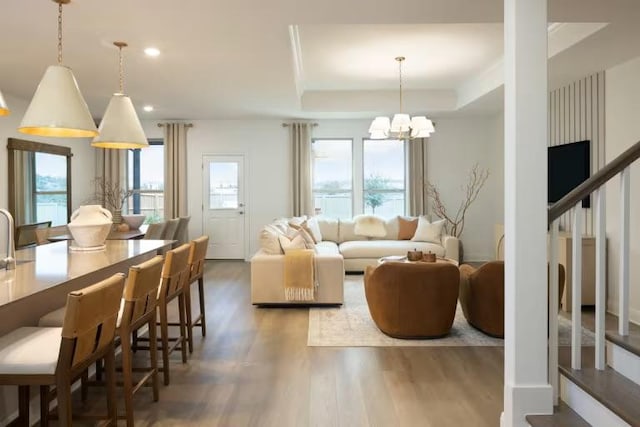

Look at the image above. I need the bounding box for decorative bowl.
[407,250,423,261]
[122,214,146,230]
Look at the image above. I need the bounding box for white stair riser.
[560,374,629,427]
[607,341,640,386]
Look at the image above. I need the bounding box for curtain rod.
[157,123,194,127]
[282,122,318,127]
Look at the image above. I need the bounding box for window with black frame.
[127,139,164,223]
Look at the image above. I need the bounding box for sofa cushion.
[383,216,399,240]
[397,216,418,240]
[315,241,340,256]
[289,220,318,244]
[306,217,323,242]
[338,240,445,259]
[354,215,386,238]
[259,224,283,254]
[338,219,369,242]
[411,217,445,244]
[317,217,339,242]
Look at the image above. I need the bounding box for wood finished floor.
[68,260,505,427]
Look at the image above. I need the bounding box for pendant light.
[368,56,434,140]
[19,0,98,138]
[91,42,149,149]
[0,90,9,116]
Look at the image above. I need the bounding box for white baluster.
[620,167,630,336]
[595,187,606,370]
[572,204,582,370]
[549,219,560,403]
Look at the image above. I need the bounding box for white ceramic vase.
[67,205,113,248]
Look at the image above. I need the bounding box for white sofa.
[250,216,459,305]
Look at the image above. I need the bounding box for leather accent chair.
[459,261,565,338]
[364,261,459,339]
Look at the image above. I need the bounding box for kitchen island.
[0,239,173,336]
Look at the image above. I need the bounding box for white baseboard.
[607,301,640,326]
[560,374,630,427]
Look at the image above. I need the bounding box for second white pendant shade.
[0,90,10,116]
[92,93,149,149]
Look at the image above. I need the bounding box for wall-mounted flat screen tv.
[548,140,591,208]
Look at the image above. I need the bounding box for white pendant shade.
[19,65,98,138]
[390,113,411,132]
[92,93,149,149]
[0,90,9,116]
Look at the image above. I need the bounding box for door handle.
[239,203,245,207]
[239,211,244,215]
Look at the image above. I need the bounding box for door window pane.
[209,162,239,209]
[312,139,353,218]
[363,139,406,217]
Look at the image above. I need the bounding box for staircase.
[527,140,640,426]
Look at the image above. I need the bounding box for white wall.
[0,94,96,258]
[428,116,504,261]
[605,55,640,322]
[142,120,291,260]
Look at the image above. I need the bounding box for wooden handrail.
[548,140,640,224]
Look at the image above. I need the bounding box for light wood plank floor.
[73,260,505,427]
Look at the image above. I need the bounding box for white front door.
[202,155,245,259]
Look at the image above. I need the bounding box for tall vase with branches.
[89,177,134,224]
[425,163,489,240]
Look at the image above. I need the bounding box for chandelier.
[368,56,434,140]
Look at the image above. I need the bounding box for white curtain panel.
[408,137,428,216]
[163,122,190,219]
[290,122,314,217]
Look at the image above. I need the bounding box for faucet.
[0,209,16,270]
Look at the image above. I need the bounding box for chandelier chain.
[118,45,124,94]
[57,2,63,65]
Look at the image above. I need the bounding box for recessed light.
[143,105,154,112]
[144,47,160,57]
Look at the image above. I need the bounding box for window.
[312,139,353,218]
[311,138,406,219]
[127,140,164,222]
[34,152,68,226]
[363,139,406,217]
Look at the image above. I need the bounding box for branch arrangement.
[426,164,489,238]
[89,177,134,213]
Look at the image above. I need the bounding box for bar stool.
[136,244,190,385]
[118,255,164,426]
[0,273,125,426]
[38,257,165,427]
[184,236,209,353]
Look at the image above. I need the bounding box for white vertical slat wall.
[548,71,606,235]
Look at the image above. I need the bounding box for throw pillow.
[289,220,317,244]
[259,224,283,254]
[353,215,386,238]
[411,217,445,244]
[397,216,419,240]
[278,233,307,252]
[306,217,323,242]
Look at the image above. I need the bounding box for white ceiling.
[1,0,640,121]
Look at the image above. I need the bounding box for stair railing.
[547,140,640,403]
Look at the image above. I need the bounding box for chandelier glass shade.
[19,0,98,138]
[0,90,9,116]
[369,57,434,140]
[92,42,149,149]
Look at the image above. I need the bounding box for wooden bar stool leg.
[40,385,50,427]
[55,372,73,426]
[184,284,194,353]
[81,370,89,402]
[121,331,135,427]
[104,343,118,426]
[159,303,171,386]
[198,277,207,337]
[18,385,29,426]
[178,293,188,363]
[148,317,160,402]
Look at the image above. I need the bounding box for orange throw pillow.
[397,216,418,240]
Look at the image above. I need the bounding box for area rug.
[308,276,596,347]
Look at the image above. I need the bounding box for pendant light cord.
[396,56,405,114]
[57,2,63,65]
[118,45,124,94]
